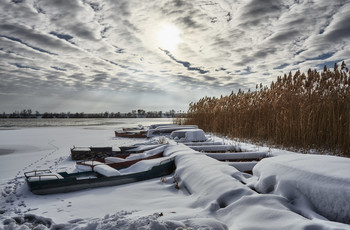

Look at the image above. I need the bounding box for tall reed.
[186,62,350,157]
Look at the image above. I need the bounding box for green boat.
[24,158,175,195]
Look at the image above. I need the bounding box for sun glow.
[156,23,181,52]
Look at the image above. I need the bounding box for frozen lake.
[0,118,173,128]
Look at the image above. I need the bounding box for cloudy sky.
[1,0,350,113]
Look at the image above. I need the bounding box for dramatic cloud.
[1,0,349,112]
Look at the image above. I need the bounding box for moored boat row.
[24,124,271,195]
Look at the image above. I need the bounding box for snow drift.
[166,144,350,229]
[253,154,350,224]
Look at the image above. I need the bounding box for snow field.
[0,126,350,229]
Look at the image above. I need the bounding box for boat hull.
[27,159,175,195]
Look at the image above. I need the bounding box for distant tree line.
[0,109,185,119]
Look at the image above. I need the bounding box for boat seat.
[27,173,63,182]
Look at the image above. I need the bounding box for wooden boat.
[76,145,166,170]
[70,146,125,161]
[70,145,160,161]
[114,125,148,138]
[114,130,147,138]
[24,158,175,195]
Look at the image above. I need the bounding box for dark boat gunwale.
[114,130,147,138]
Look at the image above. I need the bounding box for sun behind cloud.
[156,23,182,52]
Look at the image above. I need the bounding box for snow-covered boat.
[76,145,166,170]
[147,125,198,137]
[70,146,124,160]
[182,141,223,146]
[114,130,147,138]
[188,144,241,153]
[24,158,175,195]
[169,129,229,147]
[205,151,270,161]
[170,129,207,142]
[70,144,161,160]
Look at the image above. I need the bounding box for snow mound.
[125,145,166,160]
[163,143,198,157]
[94,164,121,177]
[119,157,173,175]
[253,154,350,224]
[170,129,207,142]
[217,194,335,230]
[126,144,161,152]
[225,161,258,172]
[169,145,350,229]
[3,214,53,229]
[168,145,254,208]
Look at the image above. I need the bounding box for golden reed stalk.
[185,62,350,157]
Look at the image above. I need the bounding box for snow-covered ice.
[0,124,350,229]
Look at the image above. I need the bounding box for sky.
[1,0,350,113]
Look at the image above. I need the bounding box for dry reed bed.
[185,62,350,157]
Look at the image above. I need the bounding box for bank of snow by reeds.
[186,62,350,157]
